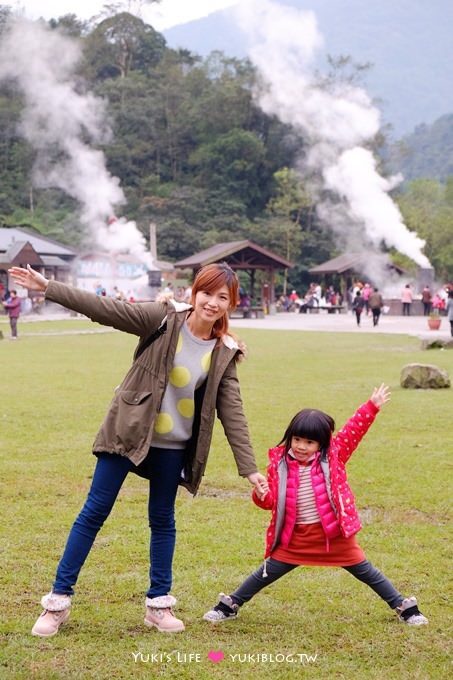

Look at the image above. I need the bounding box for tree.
[189,128,266,216]
[263,168,311,294]
[396,178,453,281]
[83,12,165,81]
[48,14,89,38]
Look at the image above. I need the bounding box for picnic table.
[230,306,265,319]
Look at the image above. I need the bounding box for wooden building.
[0,227,76,300]
[174,240,292,310]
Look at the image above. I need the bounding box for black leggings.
[230,558,403,610]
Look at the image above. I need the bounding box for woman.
[1,288,21,338]
[9,262,266,636]
[400,284,413,316]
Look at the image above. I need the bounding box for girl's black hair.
[278,409,335,454]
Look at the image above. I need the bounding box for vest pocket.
[120,391,152,405]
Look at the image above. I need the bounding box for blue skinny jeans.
[52,449,185,599]
[230,557,403,610]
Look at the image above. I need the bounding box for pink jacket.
[401,287,413,303]
[253,400,379,557]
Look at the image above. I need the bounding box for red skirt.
[271,522,365,566]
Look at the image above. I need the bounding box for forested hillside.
[384,115,453,185]
[0,6,451,285]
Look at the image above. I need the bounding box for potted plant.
[427,309,442,330]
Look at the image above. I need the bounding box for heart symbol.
[207,650,224,663]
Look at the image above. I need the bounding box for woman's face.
[193,284,231,325]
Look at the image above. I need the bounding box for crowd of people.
[93,281,193,305]
[274,280,452,329]
[277,283,343,312]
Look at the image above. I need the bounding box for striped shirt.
[296,463,320,524]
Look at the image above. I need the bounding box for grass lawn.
[0,321,451,679]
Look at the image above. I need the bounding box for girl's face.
[290,436,320,464]
[193,284,231,325]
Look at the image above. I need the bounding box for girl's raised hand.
[370,383,391,408]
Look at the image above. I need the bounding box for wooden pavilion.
[309,253,366,303]
[309,253,405,304]
[174,240,292,310]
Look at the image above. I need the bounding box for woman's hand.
[247,472,269,499]
[370,383,391,408]
[237,338,248,362]
[8,265,49,292]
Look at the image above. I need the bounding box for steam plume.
[235,0,431,277]
[0,18,152,266]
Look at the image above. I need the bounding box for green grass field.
[0,320,452,679]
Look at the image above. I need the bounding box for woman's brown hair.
[190,262,239,338]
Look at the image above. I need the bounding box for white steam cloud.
[0,18,152,267]
[235,0,431,277]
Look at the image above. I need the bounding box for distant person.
[352,291,365,326]
[112,286,124,300]
[1,289,21,339]
[368,287,384,327]
[203,385,428,628]
[313,283,322,305]
[289,290,299,311]
[9,262,266,637]
[362,283,372,315]
[325,286,335,305]
[446,289,453,337]
[421,285,432,316]
[431,292,444,313]
[400,284,413,316]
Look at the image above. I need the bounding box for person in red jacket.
[203,385,428,627]
[2,289,21,339]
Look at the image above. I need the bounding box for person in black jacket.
[352,291,365,326]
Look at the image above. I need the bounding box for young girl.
[9,262,266,636]
[204,385,428,626]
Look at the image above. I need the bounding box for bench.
[299,304,345,314]
[230,306,265,319]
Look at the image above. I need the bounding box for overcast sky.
[12,0,239,31]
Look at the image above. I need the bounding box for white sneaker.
[396,597,428,625]
[203,593,239,622]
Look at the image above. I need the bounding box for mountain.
[384,114,453,183]
[163,0,453,139]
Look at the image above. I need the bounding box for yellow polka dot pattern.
[177,398,195,418]
[154,412,174,434]
[201,351,212,373]
[152,324,215,445]
[169,366,191,388]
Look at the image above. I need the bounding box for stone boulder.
[421,338,453,350]
[400,363,450,389]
